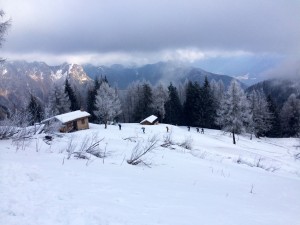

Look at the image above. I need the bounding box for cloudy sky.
[1,0,300,79]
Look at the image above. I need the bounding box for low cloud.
[2,0,300,57]
[263,57,300,79]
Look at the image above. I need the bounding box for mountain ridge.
[1,60,247,110]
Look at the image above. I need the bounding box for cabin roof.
[140,115,158,124]
[42,110,90,124]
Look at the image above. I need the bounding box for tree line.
[2,76,300,142]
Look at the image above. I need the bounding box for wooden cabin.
[140,115,159,125]
[42,110,91,133]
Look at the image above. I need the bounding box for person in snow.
[118,124,122,130]
[187,126,190,131]
[196,127,199,133]
[142,127,145,133]
[201,128,204,134]
[166,126,169,132]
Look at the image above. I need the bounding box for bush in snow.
[65,133,105,160]
[161,131,175,148]
[0,119,18,140]
[178,136,193,150]
[127,135,159,167]
[235,156,279,172]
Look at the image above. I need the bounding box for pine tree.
[217,80,251,144]
[164,83,183,125]
[133,82,153,122]
[183,81,201,126]
[280,94,300,137]
[94,82,122,129]
[266,95,282,137]
[87,77,101,123]
[48,84,70,116]
[64,79,79,111]
[200,77,216,128]
[27,94,43,125]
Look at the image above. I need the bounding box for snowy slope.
[1,123,300,225]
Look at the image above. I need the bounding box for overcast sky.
[1,0,300,77]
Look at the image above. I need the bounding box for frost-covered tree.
[280,94,300,137]
[121,81,143,123]
[211,79,225,106]
[0,9,11,62]
[94,82,122,128]
[177,79,189,104]
[217,80,251,144]
[47,84,70,116]
[248,90,272,138]
[152,83,168,121]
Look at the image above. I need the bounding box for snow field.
[0,123,300,225]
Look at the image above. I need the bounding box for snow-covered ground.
[1,123,300,225]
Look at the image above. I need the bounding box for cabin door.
[73,121,78,130]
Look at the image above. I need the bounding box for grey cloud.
[2,0,300,55]
[263,57,300,79]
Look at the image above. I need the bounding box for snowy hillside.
[1,123,300,225]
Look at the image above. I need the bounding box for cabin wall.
[76,117,89,130]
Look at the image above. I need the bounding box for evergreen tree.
[133,82,153,122]
[87,77,101,122]
[94,82,122,128]
[217,80,251,144]
[64,79,79,111]
[27,94,43,125]
[280,94,300,137]
[47,84,70,116]
[266,95,282,137]
[164,83,183,125]
[200,77,216,128]
[183,81,201,126]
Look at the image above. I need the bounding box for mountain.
[0,60,246,111]
[83,62,247,89]
[0,61,92,110]
[247,78,300,108]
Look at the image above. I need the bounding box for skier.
[196,127,199,133]
[118,124,122,130]
[142,127,145,133]
[187,126,190,131]
[201,128,204,134]
[166,126,169,133]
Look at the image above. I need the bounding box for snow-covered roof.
[140,115,158,124]
[42,110,91,124]
[55,110,90,123]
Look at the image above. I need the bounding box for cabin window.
[81,119,85,124]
